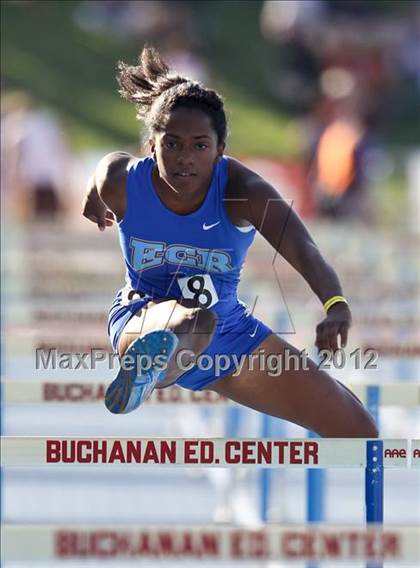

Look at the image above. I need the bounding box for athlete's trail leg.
[207,334,378,438]
[118,299,217,387]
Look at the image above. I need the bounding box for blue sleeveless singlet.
[108,155,272,390]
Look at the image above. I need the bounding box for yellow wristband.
[323,295,348,313]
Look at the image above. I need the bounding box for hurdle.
[1,437,419,563]
[3,381,418,517]
[2,383,419,565]
[302,382,419,568]
[2,380,420,406]
[2,523,419,563]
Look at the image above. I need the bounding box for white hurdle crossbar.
[2,380,420,406]
[1,437,418,468]
[2,524,419,563]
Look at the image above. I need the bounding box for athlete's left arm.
[229,161,351,352]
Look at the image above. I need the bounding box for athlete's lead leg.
[207,334,378,438]
[105,299,217,414]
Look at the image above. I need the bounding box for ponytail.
[117,46,188,118]
[116,45,227,144]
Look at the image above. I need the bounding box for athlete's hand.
[82,178,115,231]
[315,302,352,353]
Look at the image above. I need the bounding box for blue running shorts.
[108,289,273,391]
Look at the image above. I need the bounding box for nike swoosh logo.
[203,221,221,230]
[249,325,259,338]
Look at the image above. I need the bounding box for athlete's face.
[149,107,224,196]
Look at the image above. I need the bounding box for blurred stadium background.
[1,1,419,567]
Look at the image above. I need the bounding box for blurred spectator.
[162,34,208,84]
[74,1,207,83]
[260,0,417,222]
[261,0,327,43]
[310,108,382,223]
[75,1,170,38]
[261,0,326,110]
[396,18,420,85]
[261,0,419,125]
[75,1,195,45]
[1,92,70,221]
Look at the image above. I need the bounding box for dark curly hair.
[116,46,227,145]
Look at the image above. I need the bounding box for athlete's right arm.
[82,151,134,229]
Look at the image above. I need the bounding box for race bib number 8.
[177,274,219,308]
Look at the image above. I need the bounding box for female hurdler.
[83,47,377,438]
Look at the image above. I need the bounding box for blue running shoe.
[105,330,178,414]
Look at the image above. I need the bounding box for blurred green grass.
[2,1,136,148]
[1,1,301,156]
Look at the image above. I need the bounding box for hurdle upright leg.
[366,385,383,568]
[260,413,272,522]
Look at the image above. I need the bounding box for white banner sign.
[2,525,419,563]
[0,437,410,468]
